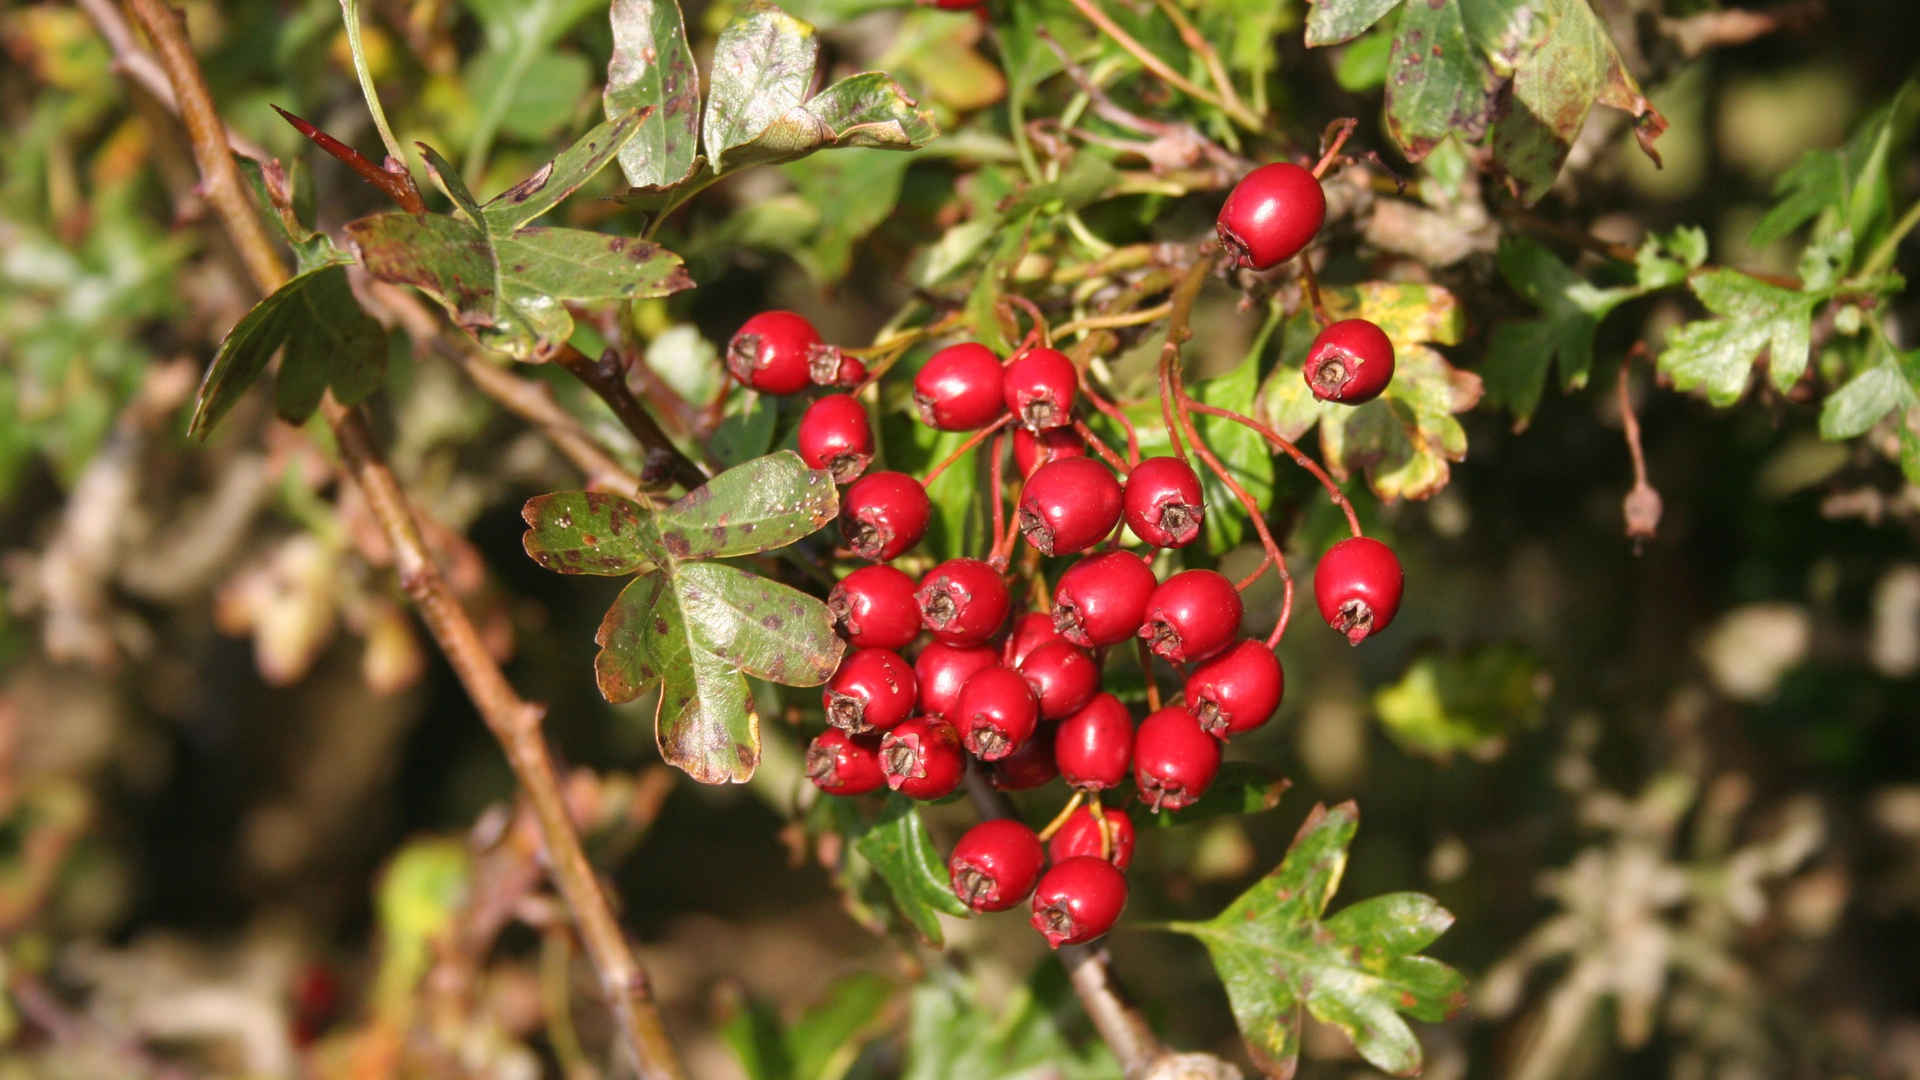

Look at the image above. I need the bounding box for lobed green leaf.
[520,491,660,576]
[605,0,703,190]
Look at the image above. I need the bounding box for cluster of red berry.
[738,158,1405,948]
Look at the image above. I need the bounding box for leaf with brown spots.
[674,561,842,685]
[604,0,702,189]
[483,106,651,233]
[653,451,838,559]
[520,491,662,576]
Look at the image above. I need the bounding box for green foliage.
[722,972,896,1080]
[904,965,1122,1080]
[846,795,971,945]
[1373,644,1546,759]
[189,265,385,437]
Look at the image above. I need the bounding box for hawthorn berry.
[1314,536,1404,645]
[805,728,886,796]
[727,310,827,395]
[1138,569,1242,663]
[1031,856,1128,948]
[953,665,1040,761]
[917,558,1010,646]
[880,716,966,799]
[828,565,921,650]
[1003,346,1078,431]
[1054,693,1134,791]
[1047,805,1136,870]
[1123,456,1205,548]
[1018,458,1123,556]
[1053,551,1157,648]
[913,642,998,718]
[823,648,917,734]
[914,343,1005,430]
[1215,162,1326,271]
[1183,639,1283,739]
[826,354,868,387]
[949,820,1046,912]
[1304,318,1395,404]
[1016,640,1099,720]
[990,725,1060,790]
[1132,706,1221,812]
[1013,426,1086,478]
[840,471,930,561]
[796,394,873,483]
[1003,611,1069,668]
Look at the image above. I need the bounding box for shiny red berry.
[1304,318,1395,404]
[1047,805,1135,870]
[1215,162,1326,271]
[917,558,1010,646]
[806,728,886,795]
[1183,640,1283,739]
[828,565,921,650]
[728,311,828,395]
[1016,640,1098,720]
[1030,856,1127,948]
[880,716,965,799]
[954,665,1040,761]
[1053,551,1157,648]
[1132,706,1221,812]
[1054,693,1134,791]
[949,820,1046,912]
[1013,426,1086,478]
[1003,611,1069,668]
[914,343,1005,430]
[1138,569,1242,663]
[1002,346,1078,431]
[824,353,867,388]
[797,393,873,483]
[1122,456,1204,548]
[840,471,930,561]
[914,642,998,718]
[1314,537,1404,645]
[991,725,1060,790]
[1018,458,1123,556]
[823,648,917,734]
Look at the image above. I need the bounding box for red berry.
[1215,162,1326,271]
[823,648,917,734]
[1016,640,1099,720]
[1054,693,1134,791]
[825,353,868,388]
[931,0,983,9]
[1030,856,1127,948]
[1013,426,1086,478]
[797,393,873,483]
[1183,640,1283,739]
[1132,706,1221,812]
[1314,537,1404,645]
[1047,805,1135,870]
[806,728,886,795]
[840,471,930,561]
[828,565,921,650]
[1053,551,1157,648]
[1003,611,1069,668]
[949,820,1046,912]
[1018,458,1123,556]
[917,558,1010,646]
[1138,569,1242,663]
[913,343,1005,430]
[1304,318,1395,404]
[953,665,1040,760]
[1002,346,1078,431]
[880,716,965,799]
[990,725,1060,790]
[913,642,998,718]
[728,311,829,395]
[1122,456,1204,548]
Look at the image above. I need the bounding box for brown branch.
[74,0,271,163]
[547,342,709,491]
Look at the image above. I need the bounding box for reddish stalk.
[1003,294,1054,348]
[988,501,1026,567]
[924,414,1014,487]
[1137,638,1162,711]
[1076,370,1142,467]
[1311,118,1358,179]
[1072,419,1132,476]
[989,428,1009,558]
[1234,551,1273,591]
[271,105,425,214]
[1183,400,1362,538]
[1299,258,1332,326]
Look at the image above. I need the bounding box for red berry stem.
[1135,636,1163,711]
[989,427,1010,554]
[1002,293,1054,348]
[1311,117,1358,180]
[1155,341,1188,466]
[922,412,1013,487]
[1074,368,1142,467]
[988,496,1027,567]
[1036,789,1088,842]
[1298,256,1332,326]
[1183,399,1363,539]
[1234,551,1273,592]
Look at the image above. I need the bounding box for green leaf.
[482,107,650,233]
[849,795,970,944]
[1373,644,1546,760]
[1657,270,1824,406]
[1481,234,1645,426]
[1322,281,1466,347]
[605,0,703,190]
[189,265,387,439]
[904,965,1122,1080]
[1819,355,1919,440]
[1190,325,1278,553]
[1333,25,1393,92]
[1170,802,1466,1078]
[786,973,895,1080]
[1305,0,1403,47]
[781,148,915,283]
[238,157,349,273]
[1383,0,1497,161]
[1751,80,1917,249]
[459,0,606,177]
[519,491,661,575]
[651,451,839,559]
[675,561,842,685]
[1132,762,1290,829]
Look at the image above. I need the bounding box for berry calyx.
[1030,856,1128,948]
[1015,640,1099,720]
[1047,805,1136,870]
[1003,611,1069,668]
[828,565,921,650]
[879,716,965,799]
[1313,536,1404,645]
[1002,346,1079,431]
[1138,569,1242,663]
[949,820,1046,912]
[1053,551,1157,648]
[805,728,886,796]
[840,471,931,561]
[728,310,829,395]
[1013,426,1086,478]
[913,343,1005,430]
[1304,318,1395,404]
[1132,706,1221,812]
[1215,162,1326,271]
[953,665,1040,760]
[913,642,998,718]
[991,725,1060,790]
[796,393,873,483]
[823,648,917,734]
[917,558,1010,646]
[1054,693,1134,792]
[1122,456,1205,548]
[1183,639,1284,739]
[1018,458,1123,556]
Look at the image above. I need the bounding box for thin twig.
[1617,354,1662,547]
[73,0,271,162]
[547,342,708,491]
[1054,301,1174,340]
[1182,401,1361,538]
[1058,0,1262,131]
